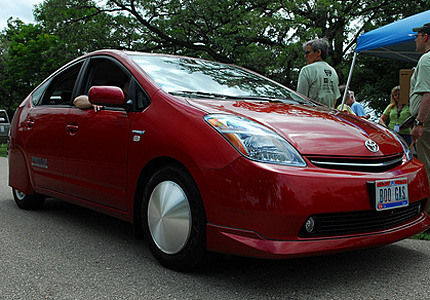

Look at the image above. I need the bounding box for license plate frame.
[374,178,409,211]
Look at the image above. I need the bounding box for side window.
[40,62,83,106]
[85,59,130,97]
[81,58,151,111]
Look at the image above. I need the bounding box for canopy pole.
[340,52,358,111]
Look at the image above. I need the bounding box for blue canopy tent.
[341,10,430,109]
[355,10,430,62]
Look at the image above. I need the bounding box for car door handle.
[132,130,145,135]
[66,124,79,134]
[26,119,35,129]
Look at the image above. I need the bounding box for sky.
[0,0,43,30]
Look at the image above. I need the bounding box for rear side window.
[39,61,84,106]
[31,79,51,106]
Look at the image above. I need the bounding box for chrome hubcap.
[15,189,26,201]
[148,181,191,254]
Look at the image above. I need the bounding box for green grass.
[0,143,7,157]
[411,232,430,240]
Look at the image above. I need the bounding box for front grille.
[306,153,404,172]
[299,199,426,238]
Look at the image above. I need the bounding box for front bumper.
[194,156,430,258]
[206,212,430,258]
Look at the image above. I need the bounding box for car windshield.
[129,54,312,105]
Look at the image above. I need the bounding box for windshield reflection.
[129,54,310,105]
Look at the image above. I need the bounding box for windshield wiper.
[169,90,317,106]
[242,95,290,103]
[170,90,291,102]
[169,90,235,99]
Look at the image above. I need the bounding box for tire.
[141,164,209,271]
[12,188,45,210]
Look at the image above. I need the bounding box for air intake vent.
[307,153,404,172]
[299,199,426,238]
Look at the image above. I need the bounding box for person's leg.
[416,125,430,213]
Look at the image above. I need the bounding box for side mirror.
[88,86,125,106]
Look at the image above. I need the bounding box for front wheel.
[12,188,45,210]
[141,164,209,271]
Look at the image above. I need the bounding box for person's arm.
[411,92,430,141]
[378,114,388,126]
[296,69,309,97]
[73,95,92,109]
[73,95,103,112]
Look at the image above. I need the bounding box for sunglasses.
[305,51,313,55]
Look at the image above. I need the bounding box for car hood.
[187,99,403,157]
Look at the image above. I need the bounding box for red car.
[8,50,430,271]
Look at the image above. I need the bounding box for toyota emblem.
[365,139,379,153]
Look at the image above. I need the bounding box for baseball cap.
[413,23,430,34]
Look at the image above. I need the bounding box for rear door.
[24,61,84,192]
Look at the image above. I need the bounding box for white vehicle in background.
[0,109,10,144]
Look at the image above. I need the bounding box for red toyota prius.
[8,50,430,271]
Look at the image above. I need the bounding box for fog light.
[305,217,317,233]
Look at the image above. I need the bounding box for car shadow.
[28,197,136,240]
[197,238,427,299]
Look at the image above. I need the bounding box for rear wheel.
[12,188,45,210]
[141,164,209,271]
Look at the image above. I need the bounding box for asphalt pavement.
[0,157,430,300]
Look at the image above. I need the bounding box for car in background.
[0,109,10,144]
[8,50,430,271]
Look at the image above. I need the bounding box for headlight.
[204,114,306,167]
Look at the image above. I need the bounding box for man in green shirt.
[409,22,430,213]
[297,38,341,107]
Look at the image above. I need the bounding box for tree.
[0,20,62,114]
[3,0,430,116]
[33,0,302,85]
[34,0,134,57]
[32,0,427,88]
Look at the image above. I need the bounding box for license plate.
[0,126,4,133]
[375,178,409,211]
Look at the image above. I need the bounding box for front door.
[62,57,133,210]
[62,108,130,210]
